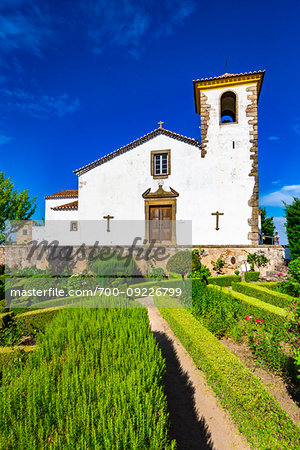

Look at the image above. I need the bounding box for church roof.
[45,190,78,199]
[193,70,265,83]
[51,200,78,210]
[73,127,199,176]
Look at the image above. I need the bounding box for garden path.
[140,297,250,450]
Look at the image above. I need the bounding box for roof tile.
[45,190,78,199]
[51,200,78,211]
[74,127,199,176]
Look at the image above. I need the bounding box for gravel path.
[143,300,250,450]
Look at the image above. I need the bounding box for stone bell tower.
[193,71,265,245]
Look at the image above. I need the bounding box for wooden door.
[149,206,172,242]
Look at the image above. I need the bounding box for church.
[43,71,265,246]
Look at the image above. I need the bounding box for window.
[22,229,28,235]
[220,91,237,124]
[70,221,78,232]
[151,150,171,178]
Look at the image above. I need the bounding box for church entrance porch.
[142,184,179,245]
[149,205,172,243]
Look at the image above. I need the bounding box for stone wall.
[246,85,259,246]
[195,245,291,277]
[2,244,291,278]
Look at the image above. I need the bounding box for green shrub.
[0,307,175,449]
[288,257,300,282]
[232,282,295,309]
[166,250,192,280]
[0,264,5,276]
[157,304,300,449]
[247,253,269,271]
[245,271,260,282]
[246,320,296,378]
[91,251,141,284]
[192,281,240,337]
[208,285,288,338]
[210,257,225,273]
[0,347,32,381]
[15,308,61,336]
[0,276,4,300]
[276,279,300,298]
[149,267,166,279]
[207,274,242,287]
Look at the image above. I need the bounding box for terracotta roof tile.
[51,200,78,211]
[193,70,265,82]
[45,190,78,199]
[74,127,199,176]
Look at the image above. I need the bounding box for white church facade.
[43,71,265,247]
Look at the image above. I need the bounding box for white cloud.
[268,136,280,141]
[1,89,80,118]
[260,185,300,207]
[271,179,281,185]
[0,134,12,145]
[82,0,195,55]
[293,121,300,135]
[0,1,54,58]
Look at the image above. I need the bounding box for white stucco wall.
[45,198,78,220]
[44,82,258,246]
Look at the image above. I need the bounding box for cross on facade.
[158,121,164,129]
[211,211,224,230]
[103,215,114,232]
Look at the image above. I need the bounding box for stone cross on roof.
[158,121,164,129]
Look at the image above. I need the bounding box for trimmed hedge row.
[15,308,61,336]
[0,346,35,377]
[157,304,300,449]
[207,285,288,331]
[232,282,296,309]
[244,271,260,282]
[207,275,242,287]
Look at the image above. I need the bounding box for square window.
[151,151,170,178]
[70,221,78,232]
[22,229,27,235]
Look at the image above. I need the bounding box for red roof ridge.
[74,127,199,176]
[45,190,78,199]
[51,200,78,211]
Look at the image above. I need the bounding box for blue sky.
[0,0,299,244]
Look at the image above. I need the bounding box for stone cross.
[103,215,114,232]
[158,121,164,129]
[211,211,224,230]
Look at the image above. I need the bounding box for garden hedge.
[244,271,260,282]
[0,346,35,377]
[232,282,295,309]
[207,285,288,332]
[15,308,62,335]
[207,274,242,287]
[157,304,300,449]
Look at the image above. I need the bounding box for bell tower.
[193,71,265,245]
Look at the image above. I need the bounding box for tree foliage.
[284,197,300,259]
[260,207,275,236]
[0,172,37,244]
[166,250,192,280]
